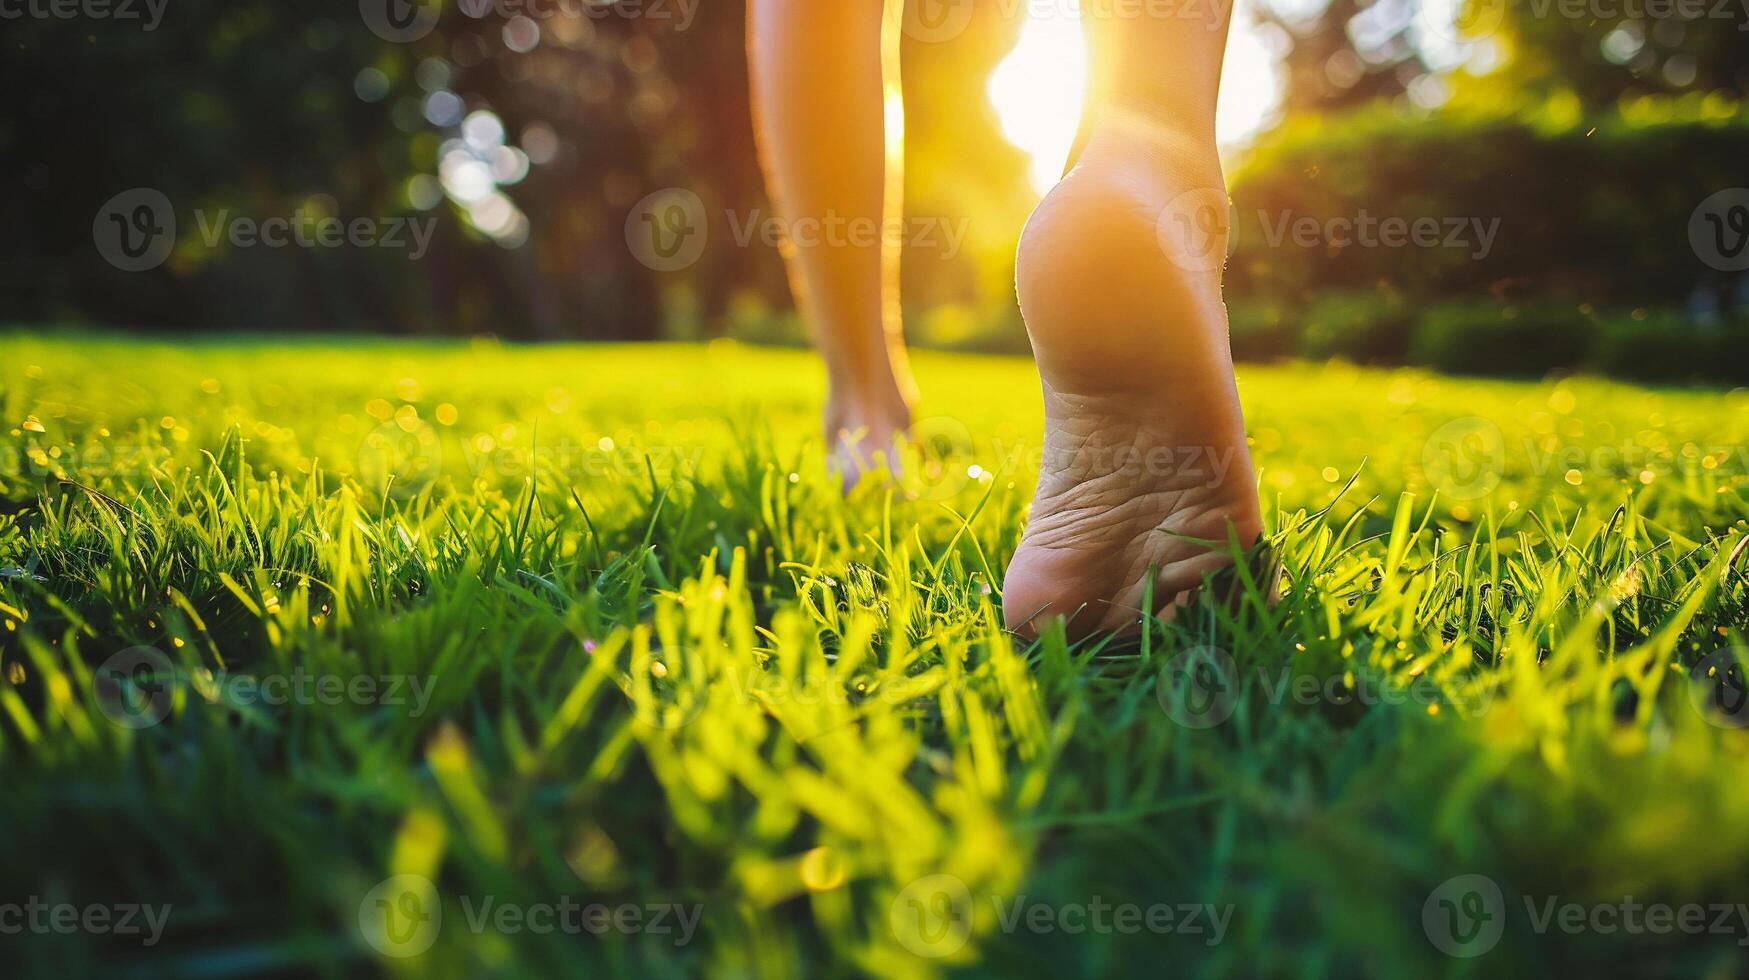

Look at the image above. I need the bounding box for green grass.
[1,330,1747,978]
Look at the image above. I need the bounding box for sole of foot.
[1002,127,1263,638]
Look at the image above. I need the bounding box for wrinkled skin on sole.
[1002,131,1263,638]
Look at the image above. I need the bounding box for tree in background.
[1,0,1038,342]
[3,0,710,338]
[2,1,431,330]
[1478,0,1749,110]
[1257,0,1431,114]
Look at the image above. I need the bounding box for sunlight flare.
[988,0,1285,193]
[987,7,1088,195]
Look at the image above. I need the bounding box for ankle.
[1076,111,1224,193]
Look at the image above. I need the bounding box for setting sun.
[987,8,1088,193]
[988,0,1284,193]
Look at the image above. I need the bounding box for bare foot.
[824,386,911,491]
[1002,126,1263,637]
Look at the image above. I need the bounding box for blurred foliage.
[2,1,428,329]
[4,0,1749,367]
[1228,292,1749,383]
[1227,95,1749,308]
[1,0,1033,338]
[1299,288,1415,362]
[1591,310,1749,384]
[1482,0,1749,109]
[1222,0,1749,379]
[1258,0,1429,114]
[1409,301,1600,376]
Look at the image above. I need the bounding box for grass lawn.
[2,330,1747,978]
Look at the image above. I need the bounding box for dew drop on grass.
[800,847,846,891]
